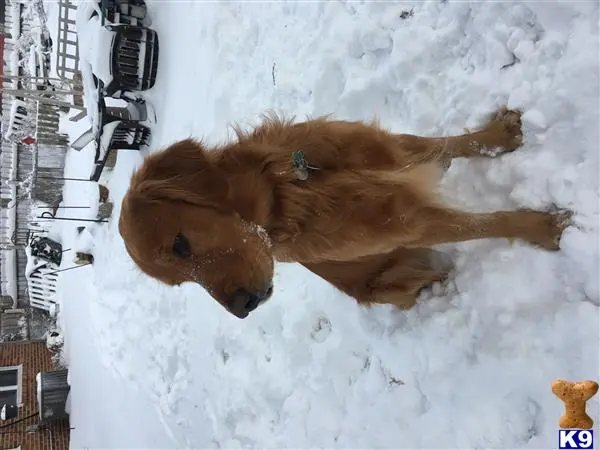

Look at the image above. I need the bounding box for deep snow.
[56,1,599,448]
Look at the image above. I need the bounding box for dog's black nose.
[227,286,273,318]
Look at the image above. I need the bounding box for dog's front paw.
[484,106,523,153]
[529,208,573,251]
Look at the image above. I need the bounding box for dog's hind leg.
[393,107,523,167]
[366,247,451,309]
[302,247,452,309]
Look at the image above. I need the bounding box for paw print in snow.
[310,316,332,343]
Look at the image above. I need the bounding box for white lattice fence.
[27,263,59,314]
[25,236,60,314]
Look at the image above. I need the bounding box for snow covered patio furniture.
[77,0,159,100]
[100,0,151,27]
[71,84,152,181]
[69,0,159,181]
[103,23,159,96]
[29,236,64,267]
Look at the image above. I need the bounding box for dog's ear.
[137,138,212,180]
[131,138,230,211]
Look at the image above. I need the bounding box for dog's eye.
[172,233,191,258]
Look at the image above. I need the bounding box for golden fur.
[118,107,571,318]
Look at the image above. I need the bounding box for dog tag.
[292,150,319,181]
[295,167,309,181]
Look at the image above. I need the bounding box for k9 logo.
[558,429,594,449]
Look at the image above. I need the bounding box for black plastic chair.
[89,82,152,181]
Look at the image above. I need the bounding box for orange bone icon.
[551,379,599,429]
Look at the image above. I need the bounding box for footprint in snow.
[310,316,332,343]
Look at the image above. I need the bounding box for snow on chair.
[71,84,153,182]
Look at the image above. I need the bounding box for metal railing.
[55,0,79,80]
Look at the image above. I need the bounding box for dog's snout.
[227,285,273,319]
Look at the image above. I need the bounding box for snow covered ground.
[55,1,599,448]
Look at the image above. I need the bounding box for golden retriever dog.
[118,107,571,318]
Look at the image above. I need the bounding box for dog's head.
[118,139,274,319]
